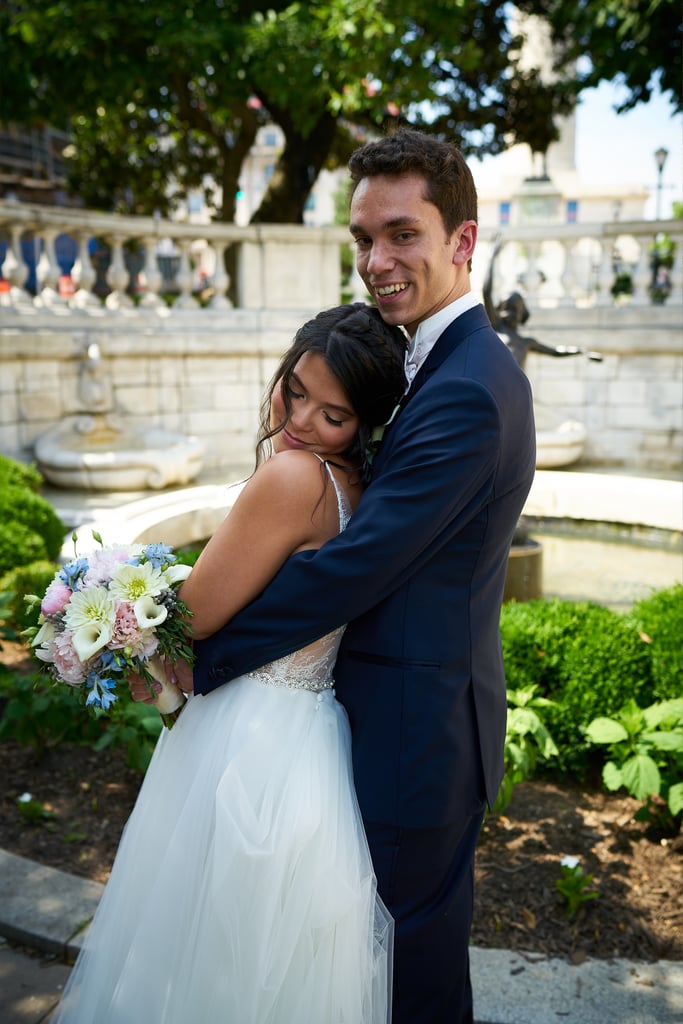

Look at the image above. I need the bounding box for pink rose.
[41,580,73,617]
[52,631,87,685]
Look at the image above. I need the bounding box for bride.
[52,303,407,1024]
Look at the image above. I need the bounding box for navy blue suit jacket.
[194,305,536,828]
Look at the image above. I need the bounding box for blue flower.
[85,672,118,710]
[142,543,176,569]
[99,650,125,673]
[59,558,90,590]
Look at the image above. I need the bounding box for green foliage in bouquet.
[585,698,683,829]
[628,583,683,701]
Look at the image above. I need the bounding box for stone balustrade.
[1,198,682,312]
[0,200,681,479]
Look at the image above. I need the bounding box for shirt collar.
[407,291,480,366]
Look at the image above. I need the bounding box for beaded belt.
[247,669,334,694]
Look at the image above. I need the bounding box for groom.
[193,129,536,1023]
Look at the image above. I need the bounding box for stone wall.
[524,306,682,472]
[1,303,681,480]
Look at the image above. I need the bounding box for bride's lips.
[281,428,310,450]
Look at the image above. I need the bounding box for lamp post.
[654,147,669,221]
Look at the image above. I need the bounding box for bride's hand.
[172,656,194,693]
[129,670,162,704]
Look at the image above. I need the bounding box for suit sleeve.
[195,374,501,691]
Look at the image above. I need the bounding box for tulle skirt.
[52,674,393,1023]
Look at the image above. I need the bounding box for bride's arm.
[178,451,335,640]
[129,451,338,702]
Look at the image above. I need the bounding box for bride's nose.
[290,404,314,433]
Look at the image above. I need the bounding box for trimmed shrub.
[0,484,65,568]
[0,560,58,633]
[501,598,654,776]
[628,583,683,701]
[0,522,49,578]
[0,454,43,492]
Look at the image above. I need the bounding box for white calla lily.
[163,563,192,586]
[71,621,115,661]
[32,618,56,648]
[134,595,168,629]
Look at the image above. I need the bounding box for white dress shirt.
[404,292,481,388]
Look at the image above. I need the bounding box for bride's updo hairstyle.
[257,303,407,483]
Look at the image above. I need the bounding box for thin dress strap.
[311,453,352,532]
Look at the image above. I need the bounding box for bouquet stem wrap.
[147,656,186,729]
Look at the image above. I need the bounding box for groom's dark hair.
[348,128,478,235]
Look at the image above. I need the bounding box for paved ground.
[1,849,682,1024]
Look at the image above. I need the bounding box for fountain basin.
[35,415,205,491]
[535,415,586,469]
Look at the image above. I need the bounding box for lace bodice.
[248,459,350,695]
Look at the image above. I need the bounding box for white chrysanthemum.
[109,561,165,604]
[134,595,168,629]
[63,587,116,661]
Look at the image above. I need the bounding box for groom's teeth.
[376,283,408,296]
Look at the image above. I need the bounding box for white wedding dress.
[53,465,393,1023]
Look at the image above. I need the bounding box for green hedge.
[500,591,677,777]
[628,583,683,701]
[0,456,66,577]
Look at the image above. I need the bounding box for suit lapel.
[385,304,489,432]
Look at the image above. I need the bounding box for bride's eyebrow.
[291,371,354,417]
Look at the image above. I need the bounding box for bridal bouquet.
[26,533,194,728]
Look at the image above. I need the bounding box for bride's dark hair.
[257,303,407,483]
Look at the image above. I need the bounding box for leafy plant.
[555,856,600,918]
[493,684,559,813]
[585,698,683,826]
[16,791,56,826]
[501,598,653,776]
[629,583,683,701]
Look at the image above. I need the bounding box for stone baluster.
[0,223,32,307]
[631,238,651,307]
[71,232,99,308]
[519,240,543,307]
[558,239,575,307]
[139,236,164,308]
[105,236,132,309]
[595,238,614,307]
[34,228,65,307]
[173,239,198,309]
[207,240,232,309]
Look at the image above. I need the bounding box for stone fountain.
[35,341,204,491]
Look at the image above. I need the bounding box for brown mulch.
[1,642,681,964]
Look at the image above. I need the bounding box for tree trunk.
[250,111,338,224]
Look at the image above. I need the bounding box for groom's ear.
[452,221,477,266]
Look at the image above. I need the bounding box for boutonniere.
[365,402,402,467]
